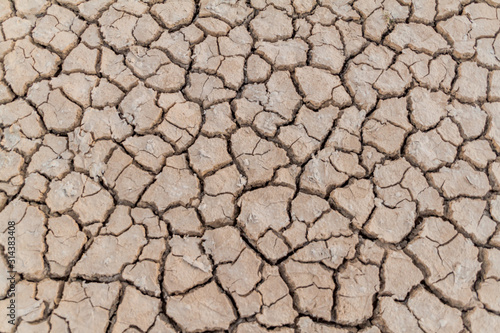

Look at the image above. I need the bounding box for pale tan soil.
[0,0,500,332]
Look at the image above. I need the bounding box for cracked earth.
[0,0,500,332]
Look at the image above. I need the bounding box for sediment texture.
[0,0,500,332]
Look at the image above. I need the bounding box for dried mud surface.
[1,0,500,332]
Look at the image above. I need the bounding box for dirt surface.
[1,0,500,332]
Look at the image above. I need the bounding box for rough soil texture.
[0,0,500,332]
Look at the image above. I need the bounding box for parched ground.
[0,0,500,332]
